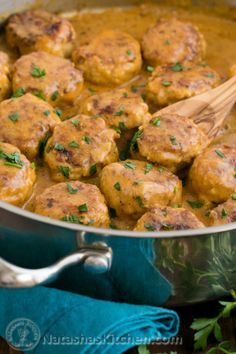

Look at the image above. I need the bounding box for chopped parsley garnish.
[231,194,236,200]
[130,129,143,151]
[146,66,154,73]
[31,65,46,78]
[205,72,215,78]
[157,167,164,173]
[88,87,97,95]
[33,90,46,101]
[114,105,125,116]
[118,121,126,131]
[69,141,79,148]
[141,93,147,102]
[12,87,25,98]
[71,119,80,127]
[123,92,128,98]
[221,208,228,219]
[0,151,24,169]
[171,62,183,72]
[43,110,51,116]
[114,182,121,191]
[215,149,225,158]
[82,135,91,144]
[187,200,204,209]
[51,90,59,101]
[61,214,83,224]
[205,210,211,218]
[164,39,171,45]
[162,80,172,87]
[169,135,178,145]
[124,161,136,169]
[110,223,119,230]
[90,164,97,176]
[131,85,138,93]
[135,196,145,208]
[144,223,156,231]
[161,223,174,231]
[144,163,153,174]
[54,143,64,151]
[127,49,132,56]
[152,117,161,126]
[31,162,36,170]
[78,203,88,212]
[8,112,19,122]
[67,183,78,194]
[58,165,70,178]
[55,108,62,117]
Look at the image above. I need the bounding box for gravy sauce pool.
[2,3,236,230]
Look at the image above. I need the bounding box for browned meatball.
[209,196,236,226]
[34,181,109,227]
[142,18,206,66]
[6,10,75,57]
[146,64,220,106]
[133,113,208,172]
[44,115,119,181]
[0,51,11,101]
[100,160,182,217]
[72,30,142,85]
[189,145,236,203]
[80,88,151,130]
[0,142,36,205]
[12,51,83,107]
[134,206,204,231]
[0,93,60,160]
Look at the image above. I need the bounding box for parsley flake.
[144,163,153,174]
[54,143,64,151]
[12,87,25,98]
[169,135,178,145]
[187,200,204,209]
[152,117,161,126]
[67,183,78,194]
[69,141,79,148]
[144,223,156,231]
[162,80,172,87]
[58,165,70,178]
[171,62,183,72]
[114,182,121,191]
[8,112,19,122]
[43,110,51,116]
[31,65,46,78]
[33,90,46,101]
[82,135,91,144]
[90,164,97,176]
[215,149,225,158]
[71,119,80,127]
[78,203,88,212]
[146,66,154,73]
[135,196,145,208]
[124,161,136,169]
[51,90,59,101]
[221,208,228,218]
[55,108,62,117]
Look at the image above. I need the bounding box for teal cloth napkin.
[0,286,179,353]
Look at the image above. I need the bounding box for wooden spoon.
[157,75,236,139]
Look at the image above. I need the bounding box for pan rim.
[0,201,235,238]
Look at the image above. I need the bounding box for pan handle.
[0,242,112,288]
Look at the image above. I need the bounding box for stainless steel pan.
[0,0,235,307]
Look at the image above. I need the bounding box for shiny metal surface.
[0,242,112,287]
[0,0,235,306]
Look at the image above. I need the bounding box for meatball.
[146,64,220,106]
[80,88,151,130]
[209,196,236,226]
[72,30,142,85]
[134,113,208,172]
[44,115,119,181]
[0,51,11,101]
[34,181,109,227]
[189,145,236,203]
[0,142,36,206]
[12,51,83,107]
[0,93,60,160]
[6,10,75,57]
[100,160,182,217]
[142,18,206,66]
[134,206,204,231]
